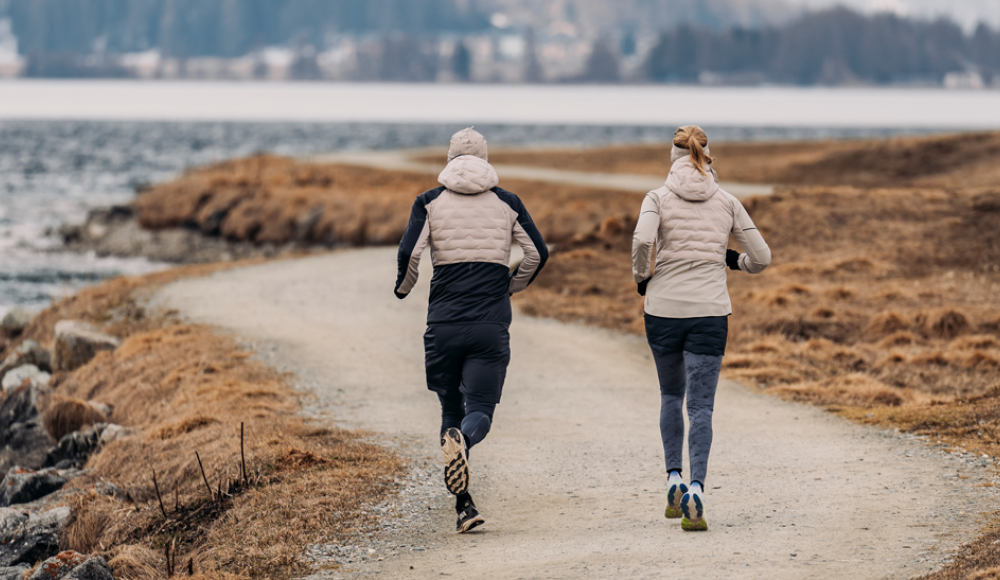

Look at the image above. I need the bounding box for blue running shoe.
[681,485,708,531]
[665,473,688,519]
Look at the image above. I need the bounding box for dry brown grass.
[4,264,402,580]
[134,155,642,248]
[487,131,1000,188]
[41,398,108,441]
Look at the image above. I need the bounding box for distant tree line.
[5,1,1000,85]
[4,0,486,57]
[644,8,1000,84]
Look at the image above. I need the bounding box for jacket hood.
[438,155,500,194]
[448,127,489,162]
[665,156,719,202]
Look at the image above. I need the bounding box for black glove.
[394,289,407,300]
[637,279,650,297]
[726,249,741,271]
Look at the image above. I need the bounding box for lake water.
[3,81,1000,128]
[1,81,998,316]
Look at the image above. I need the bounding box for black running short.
[424,323,511,405]
[644,314,729,357]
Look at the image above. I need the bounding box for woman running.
[632,125,771,531]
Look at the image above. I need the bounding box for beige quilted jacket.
[632,155,771,318]
[395,154,546,297]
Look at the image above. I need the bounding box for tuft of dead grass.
[865,312,910,339]
[771,373,935,408]
[153,415,220,440]
[41,397,108,441]
[923,309,972,339]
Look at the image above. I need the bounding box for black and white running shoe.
[456,495,485,533]
[441,427,469,495]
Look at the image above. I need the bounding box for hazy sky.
[789,0,1000,29]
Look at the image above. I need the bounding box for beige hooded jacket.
[631,148,771,318]
[394,128,548,302]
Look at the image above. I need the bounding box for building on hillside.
[943,70,985,90]
[0,18,25,78]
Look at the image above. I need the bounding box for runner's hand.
[726,249,741,271]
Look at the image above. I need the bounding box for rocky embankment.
[57,205,307,265]
[1,309,130,580]
[55,154,639,265]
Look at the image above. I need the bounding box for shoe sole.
[457,514,485,533]
[681,517,708,531]
[665,482,688,519]
[681,492,707,531]
[441,428,469,495]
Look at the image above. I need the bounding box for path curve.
[308,149,775,198]
[158,249,994,580]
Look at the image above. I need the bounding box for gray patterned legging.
[653,351,723,485]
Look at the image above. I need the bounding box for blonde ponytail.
[673,125,715,176]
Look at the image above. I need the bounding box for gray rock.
[0,468,68,508]
[1,308,32,337]
[97,424,130,447]
[43,424,107,470]
[2,365,51,392]
[1,564,30,580]
[1,564,31,580]
[16,481,120,515]
[64,557,113,580]
[61,208,308,265]
[52,322,120,372]
[0,384,55,473]
[28,551,88,580]
[0,341,52,384]
[0,506,71,567]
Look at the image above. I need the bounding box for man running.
[394,128,548,533]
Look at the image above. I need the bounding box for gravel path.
[307,149,775,198]
[157,249,997,580]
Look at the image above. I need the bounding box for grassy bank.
[4,265,402,579]
[134,155,642,249]
[488,131,1000,188]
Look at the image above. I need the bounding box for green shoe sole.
[665,507,683,519]
[681,517,708,531]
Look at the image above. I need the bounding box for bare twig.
[152,470,168,518]
[240,421,247,484]
[186,558,194,576]
[195,451,213,500]
[174,480,179,512]
[164,540,173,577]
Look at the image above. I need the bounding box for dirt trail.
[308,149,775,198]
[157,249,995,580]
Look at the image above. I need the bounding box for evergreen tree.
[582,38,620,82]
[452,39,471,81]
